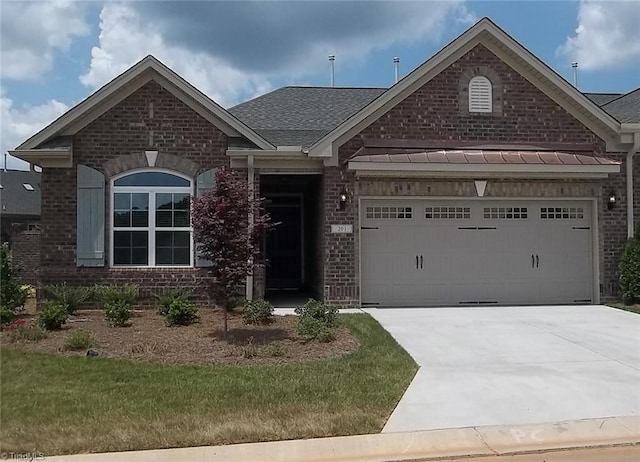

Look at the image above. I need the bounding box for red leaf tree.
[192,168,273,336]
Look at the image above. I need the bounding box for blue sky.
[2,1,639,169]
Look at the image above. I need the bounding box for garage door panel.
[361,199,593,307]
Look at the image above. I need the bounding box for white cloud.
[80,3,274,107]
[1,89,69,169]
[558,0,640,70]
[81,2,473,107]
[0,0,90,80]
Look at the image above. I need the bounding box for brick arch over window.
[103,152,200,179]
[459,66,503,115]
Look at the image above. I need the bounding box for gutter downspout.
[627,132,640,238]
[246,154,255,301]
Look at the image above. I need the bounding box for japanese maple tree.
[191,167,273,336]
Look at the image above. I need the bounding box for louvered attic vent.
[468,76,492,113]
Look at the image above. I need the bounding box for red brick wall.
[10,223,40,286]
[40,81,229,304]
[324,44,615,306]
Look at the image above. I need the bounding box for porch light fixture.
[339,188,348,210]
[607,190,617,210]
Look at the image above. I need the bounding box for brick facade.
[324,44,620,306]
[10,222,41,287]
[40,81,229,304]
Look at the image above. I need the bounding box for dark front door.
[265,196,303,290]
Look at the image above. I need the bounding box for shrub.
[0,306,17,326]
[63,330,94,351]
[294,299,339,342]
[619,234,640,305]
[9,323,47,342]
[163,299,199,326]
[153,288,191,312]
[242,337,258,359]
[44,283,93,315]
[37,300,69,330]
[242,298,274,325]
[96,285,138,327]
[0,243,28,313]
[103,300,131,327]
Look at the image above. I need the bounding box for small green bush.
[242,298,274,325]
[9,324,47,342]
[0,306,17,325]
[37,300,69,330]
[163,299,199,326]
[63,330,94,350]
[103,300,131,327]
[45,283,93,315]
[619,234,640,305]
[0,243,28,313]
[294,299,339,342]
[153,288,191,311]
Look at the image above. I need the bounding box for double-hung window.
[112,170,193,267]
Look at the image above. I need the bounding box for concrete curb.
[45,416,640,462]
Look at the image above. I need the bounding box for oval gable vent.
[469,76,492,113]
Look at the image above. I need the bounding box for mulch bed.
[0,308,360,366]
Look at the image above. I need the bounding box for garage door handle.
[420,255,423,269]
[536,255,539,268]
[532,254,535,268]
[416,255,419,269]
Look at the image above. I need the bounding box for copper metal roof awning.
[347,148,620,178]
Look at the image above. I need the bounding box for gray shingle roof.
[601,88,640,123]
[229,86,386,147]
[583,93,624,106]
[0,170,41,217]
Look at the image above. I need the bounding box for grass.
[0,314,417,456]
[607,302,640,314]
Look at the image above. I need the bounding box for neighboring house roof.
[229,87,386,147]
[583,93,624,106]
[0,170,41,217]
[601,88,640,123]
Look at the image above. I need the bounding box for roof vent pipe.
[571,62,579,88]
[393,57,400,83]
[329,55,335,87]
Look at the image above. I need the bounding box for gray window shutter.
[77,165,105,267]
[195,168,217,267]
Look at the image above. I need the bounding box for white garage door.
[360,199,594,307]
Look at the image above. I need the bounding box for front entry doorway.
[261,174,322,305]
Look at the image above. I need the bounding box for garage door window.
[483,207,528,219]
[365,206,412,219]
[425,206,471,219]
[540,207,584,219]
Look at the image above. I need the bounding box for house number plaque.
[331,224,353,234]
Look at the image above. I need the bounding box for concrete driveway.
[364,305,640,433]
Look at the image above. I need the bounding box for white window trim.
[469,75,492,113]
[110,168,194,268]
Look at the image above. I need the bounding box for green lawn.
[607,302,640,314]
[0,314,417,456]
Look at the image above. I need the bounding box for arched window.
[468,76,492,113]
[111,169,193,267]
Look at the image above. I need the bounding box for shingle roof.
[229,86,386,146]
[0,170,41,217]
[601,88,640,123]
[583,93,624,106]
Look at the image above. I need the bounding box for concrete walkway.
[364,305,640,433]
[45,416,640,462]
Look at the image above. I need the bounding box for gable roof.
[229,86,386,146]
[14,55,275,153]
[0,170,41,217]
[309,17,623,157]
[601,88,640,123]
